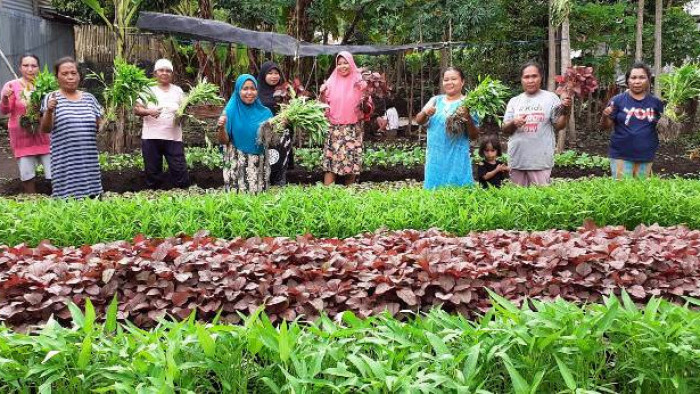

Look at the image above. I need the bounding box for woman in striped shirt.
[39,57,103,198]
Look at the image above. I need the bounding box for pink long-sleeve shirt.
[0,79,51,158]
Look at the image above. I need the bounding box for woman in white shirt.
[134,59,189,189]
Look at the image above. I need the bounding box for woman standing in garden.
[257,61,293,186]
[39,57,103,199]
[601,62,663,179]
[502,62,571,187]
[415,67,479,189]
[320,51,366,186]
[217,74,273,193]
[133,58,190,190]
[0,54,52,194]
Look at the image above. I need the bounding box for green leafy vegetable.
[88,57,157,123]
[659,63,700,122]
[267,87,329,148]
[461,75,510,126]
[176,78,224,118]
[19,66,58,131]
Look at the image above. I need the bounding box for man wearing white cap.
[134,58,189,189]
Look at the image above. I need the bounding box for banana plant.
[81,0,143,59]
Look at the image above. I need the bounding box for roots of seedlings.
[258,121,280,147]
[446,106,470,137]
[658,115,683,142]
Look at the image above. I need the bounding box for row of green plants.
[1,178,698,246]
[91,145,608,173]
[2,292,699,393]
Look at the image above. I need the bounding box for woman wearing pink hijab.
[320,51,367,186]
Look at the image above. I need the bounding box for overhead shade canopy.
[136,12,449,57]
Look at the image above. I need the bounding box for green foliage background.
[52,0,698,93]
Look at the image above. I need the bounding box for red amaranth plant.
[555,66,599,98]
[354,70,390,121]
[273,78,311,102]
[1,225,699,328]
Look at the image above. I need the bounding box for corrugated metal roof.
[2,0,35,15]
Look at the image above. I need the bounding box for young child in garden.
[477,135,509,188]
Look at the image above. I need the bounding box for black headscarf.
[257,61,285,114]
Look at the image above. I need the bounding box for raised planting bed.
[0,146,642,196]
[0,178,700,247]
[1,294,699,392]
[1,144,697,195]
[1,225,699,328]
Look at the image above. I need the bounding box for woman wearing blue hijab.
[217,74,273,193]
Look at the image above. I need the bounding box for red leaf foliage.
[555,66,599,98]
[1,225,698,328]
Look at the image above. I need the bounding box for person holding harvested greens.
[1,54,52,194]
[133,58,189,189]
[601,62,663,179]
[217,74,273,193]
[477,135,509,188]
[415,67,479,189]
[320,51,367,186]
[502,61,571,187]
[257,60,292,186]
[39,57,103,198]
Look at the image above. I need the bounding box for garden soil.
[0,128,698,196]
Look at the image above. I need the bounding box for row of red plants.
[1,225,699,328]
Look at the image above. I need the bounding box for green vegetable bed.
[1,178,699,247]
[1,294,699,393]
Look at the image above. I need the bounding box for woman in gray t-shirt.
[502,62,571,186]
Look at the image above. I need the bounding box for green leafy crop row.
[1,292,699,393]
[91,146,609,173]
[1,178,698,247]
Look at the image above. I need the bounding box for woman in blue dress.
[415,67,479,189]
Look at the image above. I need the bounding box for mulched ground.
[1,225,698,328]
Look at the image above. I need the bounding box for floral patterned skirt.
[321,123,363,176]
[223,144,270,193]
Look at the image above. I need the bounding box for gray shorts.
[17,154,51,181]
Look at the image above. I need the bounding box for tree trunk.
[420,56,425,109]
[340,4,367,44]
[439,47,449,78]
[111,107,127,154]
[557,16,572,152]
[409,72,414,134]
[198,0,212,19]
[288,0,314,83]
[395,53,403,107]
[635,0,645,61]
[654,0,662,97]
[547,0,557,91]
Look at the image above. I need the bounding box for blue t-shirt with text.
[608,92,664,162]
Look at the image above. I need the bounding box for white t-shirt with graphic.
[503,90,561,170]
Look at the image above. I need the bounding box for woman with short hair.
[501,61,572,187]
[415,66,480,190]
[39,57,103,198]
[601,62,663,179]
